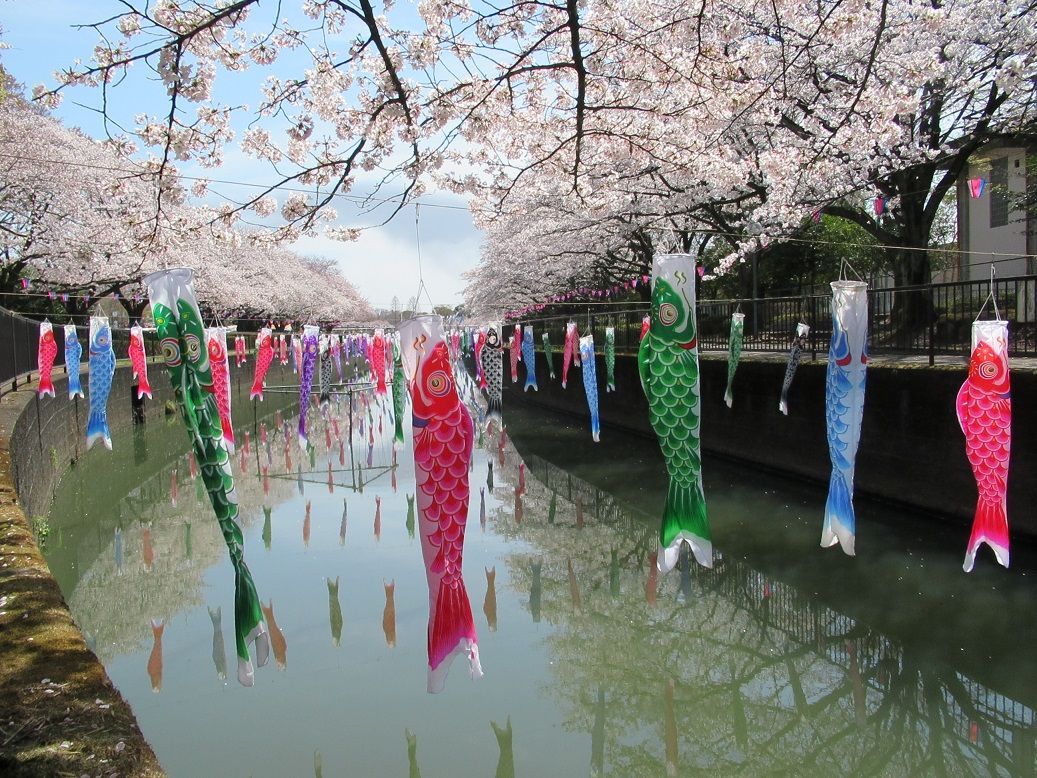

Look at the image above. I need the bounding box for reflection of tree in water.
[52,380,401,663]
[52,401,307,661]
[70,455,299,661]
[487,439,1037,777]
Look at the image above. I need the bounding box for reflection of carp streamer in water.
[383,581,397,647]
[147,620,164,692]
[328,577,343,646]
[209,607,227,680]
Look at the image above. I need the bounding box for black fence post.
[810,296,818,361]
[24,325,32,383]
[933,284,941,369]
[10,319,18,391]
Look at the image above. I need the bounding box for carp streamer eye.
[162,338,182,367]
[208,340,223,359]
[980,360,999,379]
[427,371,450,396]
[184,334,201,360]
[659,302,678,326]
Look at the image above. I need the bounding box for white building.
[955,144,1035,280]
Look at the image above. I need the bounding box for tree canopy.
[16,0,1037,318]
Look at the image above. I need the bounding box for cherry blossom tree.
[38,0,430,240]
[32,0,1037,323]
[207,242,374,322]
[0,99,169,295]
[457,0,1037,319]
[0,98,373,323]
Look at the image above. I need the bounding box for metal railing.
[511,274,1037,363]
[0,308,161,395]
[0,306,46,390]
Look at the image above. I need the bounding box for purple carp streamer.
[298,324,319,450]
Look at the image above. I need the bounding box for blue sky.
[1,1,481,311]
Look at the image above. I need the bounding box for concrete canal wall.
[502,351,1037,536]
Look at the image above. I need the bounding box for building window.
[990,156,1009,228]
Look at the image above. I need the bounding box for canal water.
[44,368,1037,776]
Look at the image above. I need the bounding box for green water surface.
[43,375,1037,777]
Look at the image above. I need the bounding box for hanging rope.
[839,257,865,282]
[975,263,1002,322]
[412,203,436,314]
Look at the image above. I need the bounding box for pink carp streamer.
[371,328,388,394]
[128,323,152,399]
[207,327,235,453]
[562,320,581,388]
[332,334,344,381]
[512,324,522,383]
[292,334,303,374]
[383,333,393,379]
[37,320,57,398]
[475,328,487,389]
[400,315,482,693]
[957,320,1012,572]
[250,327,274,400]
[508,324,521,383]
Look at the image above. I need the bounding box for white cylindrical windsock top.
[399,315,443,382]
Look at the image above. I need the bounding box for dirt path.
[0,377,163,777]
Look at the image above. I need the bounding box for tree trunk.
[0,261,29,295]
[63,296,92,325]
[889,216,935,337]
[118,296,149,322]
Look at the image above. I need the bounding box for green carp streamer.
[541,332,556,380]
[146,268,269,686]
[392,339,406,444]
[637,255,712,572]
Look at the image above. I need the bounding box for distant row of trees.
[0,74,372,324]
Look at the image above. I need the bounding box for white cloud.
[292,222,481,311]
